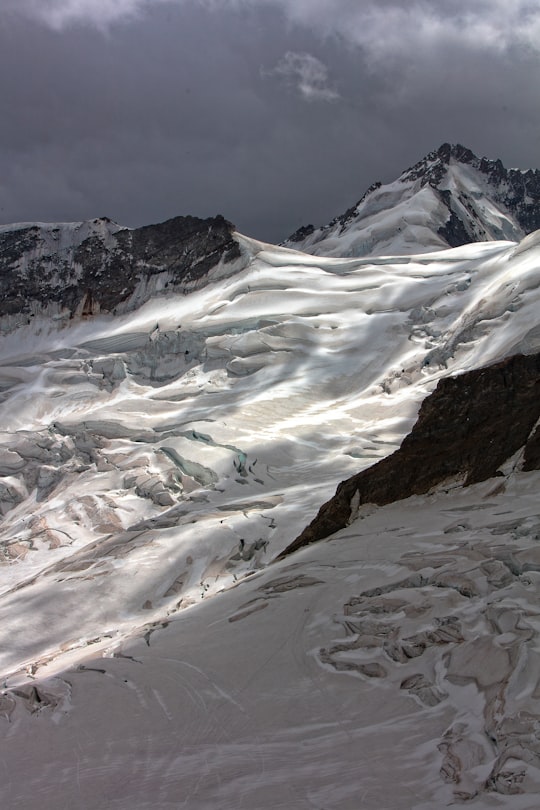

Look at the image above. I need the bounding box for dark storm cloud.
[1,0,540,242]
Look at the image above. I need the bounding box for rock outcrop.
[279,352,540,558]
[0,214,241,324]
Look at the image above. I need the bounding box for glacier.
[1,196,540,803]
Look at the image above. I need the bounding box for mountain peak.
[284,144,540,257]
[400,143,478,185]
[436,142,476,162]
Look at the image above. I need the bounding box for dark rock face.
[287,224,315,244]
[437,189,477,248]
[402,143,477,185]
[0,214,240,321]
[279,352,540,559]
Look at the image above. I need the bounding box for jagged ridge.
[284,143,540,257]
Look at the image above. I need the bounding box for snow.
[285,157,525,257]
[4,474,540,808]
[1,226,540,806]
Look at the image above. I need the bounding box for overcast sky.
[1,0,540,242]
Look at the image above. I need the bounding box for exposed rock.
[0,214,241,325]
[437,189,475,247]
[286,224,315,243]
[522,422,540,471]
[279,352,540,558]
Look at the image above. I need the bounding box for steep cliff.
[280,351,540,558]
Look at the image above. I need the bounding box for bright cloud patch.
[4,0,166,29]
[265,51,340,102]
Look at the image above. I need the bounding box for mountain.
[0,214,242,324]
[1,197,540,806]
[283,143,540,256]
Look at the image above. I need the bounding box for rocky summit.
[284,143,540,256]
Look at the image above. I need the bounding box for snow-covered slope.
[2,221,540,806]
[6,473,540,808]
[284,144,540,257]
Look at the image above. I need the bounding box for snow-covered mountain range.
[2,146,540,808]
[284,143,540,257]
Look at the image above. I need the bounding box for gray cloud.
[270,0,540,58]
[11,0,540,56]
[1,1,539,244]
